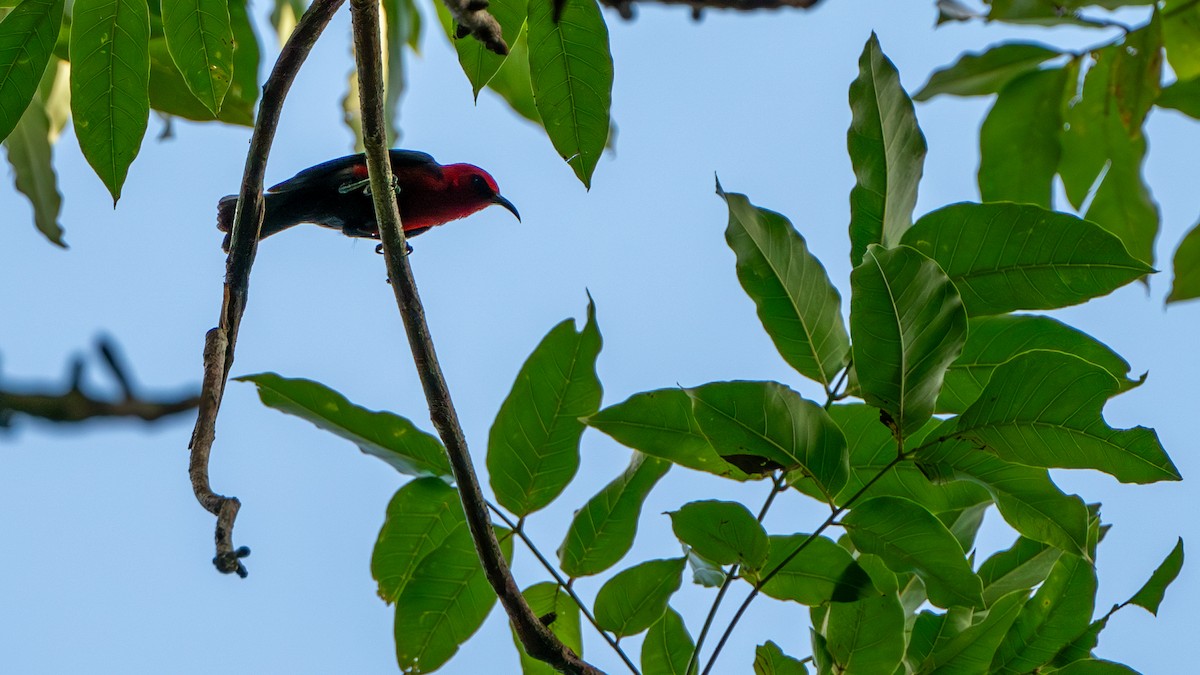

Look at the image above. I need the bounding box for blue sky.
[1,1,1194,672]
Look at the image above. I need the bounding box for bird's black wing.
[267,150,442,193]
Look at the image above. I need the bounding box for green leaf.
[380,0,414,144]
[902,202,1154,316]
[38,55,69,139]
[267,0,304,45]
[921,591,1025,674]
[1127,537,1184,615]
[978,66,1071,208]
[990,553,1097,673]
[847,32,927,265]
[754,640,809,675]
[527,0,611,188]
[511,582,583,675]
[222,0,258,123]
[586,388,749,480]
[818,405,990,513]
[687,381,848,500]
[820,593,905,674]
[393,522,512,673]
[947,350,1179,484]
[1111,14,1163,135]
[685,547,726,587]
[70,0,150,203]
[237,372,453,478]
[849,244,967,437]
[669,500,768,570]
[743,534,876,606]
[642,607,695,675]
[938,314,1135,414]
[433,0,523,97]
[941,501,989,553]
[1157,75,1200,118]
[918,428,1092,558]
[914,41,1061,101]
[558,452,670,577]
[3,95,64,246]
[160,0,233,114]
[484,22,539,123]
[843,497,983,609]
[1051,615,1107,666]
[1054,659,1140,675]
[488,299,603,516]
[1164,0,1200,80]
[718,183,850,388]
[594,557,685,637]
[978,536,1062,607]
[1167,220,1200,303]
[0,0,64,141]
[372,478,464,603]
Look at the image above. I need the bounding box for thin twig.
[347,1,599,672]
[701,453,909,674]
[684,472,784,675]
[488,503,639,675]
[187,0,346,578]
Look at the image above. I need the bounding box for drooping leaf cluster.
[237,32,1182,674]
[923,0,1200,304]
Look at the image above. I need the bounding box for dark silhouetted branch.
[348,1,600,672]
[187,0,347,578]
[0,336,199,427]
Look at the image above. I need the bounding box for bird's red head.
[404,163,519,231]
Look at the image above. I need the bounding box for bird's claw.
[374,242,414,255]
[338,177,372,195]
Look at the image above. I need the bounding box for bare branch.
[0,339,198,426]
[186,0,347,578]
[441,0,510,55]
[348,1,601,672]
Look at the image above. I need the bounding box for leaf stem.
[487,502,641,675]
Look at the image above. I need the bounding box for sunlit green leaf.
[70,0,150,202]
[990,553,1096,673]
[742,534,875,606]
[393,521,511,673]
[558,452,670,577]
[902,203,1154,316]
[3,95,63,245]
[433,0,523,97]
[527,0,611,187]
[1127,537,1184,615]
[718,183,850,388]
[642,607,695,675]
[237,372,452,477]
[0,0,63,141]
[914,41,1061,100]
[848,32,926,264]
[511,582,583,675]
[1055,660,1140,675]
[850,244,967,437]
[488,299,603,516]
[821,593,905,673]
[372,478,463,603]
[754,640,809,675]
[586,388,749,480]
[687,381,848,500]
[669,500,768,570]
[843,497,983,609]
[161,0,233,114]
[1167,220,1200,303]
[978,536,1062,607]
[920,591,1025,674]
[943,350,1179,484]
[594,557,685,637]
[484,22,539,123]
[1164,0,1200,79]
[938,314,1135,414]
[978,66,1071,208]
[1158,75,1200,118]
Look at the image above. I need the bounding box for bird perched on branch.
[217,149,519,252]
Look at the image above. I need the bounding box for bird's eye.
[469,174,490,193]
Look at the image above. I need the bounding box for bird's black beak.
[492,194,521,222]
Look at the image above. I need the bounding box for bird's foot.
[374,242,414,255]
[338,178,372,195]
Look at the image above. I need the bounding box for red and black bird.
[217,149,519,251]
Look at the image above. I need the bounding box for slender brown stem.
[186,0,346,577]
[488,504,640,675]
[347,1,599,672]
[684,473,784,675]
[701,453,908,674]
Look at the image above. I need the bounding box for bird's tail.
[215,193,297,252]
